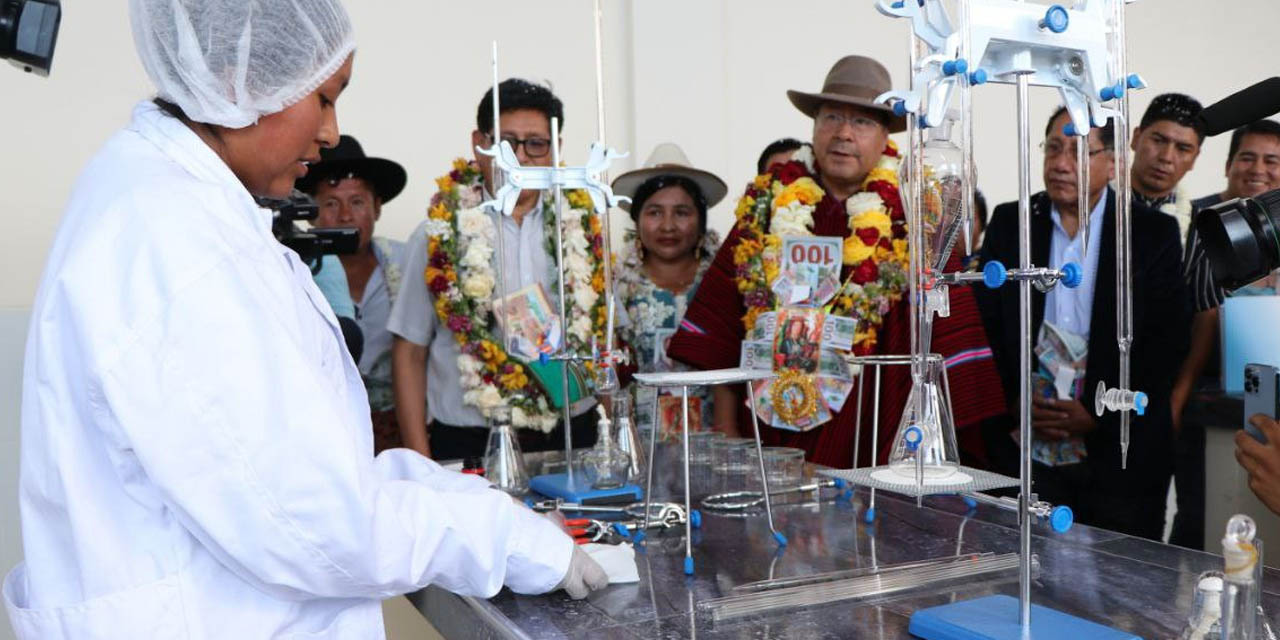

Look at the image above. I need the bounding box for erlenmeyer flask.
[888,357,960,480]
[612,392,645,481]
[920,116,970,273]
[483,405,529,495]
[580,405,632,489]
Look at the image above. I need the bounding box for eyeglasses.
[816,112,884,135]
[1040,140,1111,159]
[488,133,552,158]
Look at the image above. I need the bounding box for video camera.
[258,190,360,271]
[1195,77,1280,290]
[2,0,60,76]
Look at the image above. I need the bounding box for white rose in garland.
[770,202,815,237]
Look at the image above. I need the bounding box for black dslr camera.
[1195,77,1280,288]
[2,0,60,76]
[258,190,360,272]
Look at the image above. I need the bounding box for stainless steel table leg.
[681,385,694,575]
[746,380,786,546]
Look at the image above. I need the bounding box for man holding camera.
[976,107,1192,540]
[298,134,409,453]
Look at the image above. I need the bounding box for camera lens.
[1196,190,1280,290]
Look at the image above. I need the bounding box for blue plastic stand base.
[909,595,1142,640]
[528,473,643,504]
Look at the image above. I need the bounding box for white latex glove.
[556,545,608,599]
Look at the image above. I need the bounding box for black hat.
[295,135,407,203]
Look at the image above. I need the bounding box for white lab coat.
[2,102,572,639]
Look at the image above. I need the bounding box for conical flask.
[580,405,632,489]
[612,392,645,481]
[888,357,960,480]
[920,117,970,273]
[483,406,529,495]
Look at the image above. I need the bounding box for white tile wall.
[0,308,29,640]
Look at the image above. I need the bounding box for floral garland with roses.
[423,159,608,432]
[732,143,909,356]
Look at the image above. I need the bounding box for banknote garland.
[732,144,910,430]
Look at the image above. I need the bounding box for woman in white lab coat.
[2,1,604,638]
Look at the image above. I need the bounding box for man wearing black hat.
[297,134,409,453]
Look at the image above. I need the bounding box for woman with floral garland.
[612,144,731,435]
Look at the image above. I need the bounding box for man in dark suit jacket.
[975,107,1191,541]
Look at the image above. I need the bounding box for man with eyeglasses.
[667,55,1006,469]
[387,78,600,460]
[975,106,1190,541]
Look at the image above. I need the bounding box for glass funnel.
[482,405,529,495]
[918,116,971,274]
[887,356,960,480]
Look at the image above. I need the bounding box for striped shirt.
[1185,193,1228,312]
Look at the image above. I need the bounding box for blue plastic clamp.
[611,523,631,539]
[943,59,968,76]
[962,496,979,510]
[1059,262,1083,288]
[903,425,923,452]
[833,478,848,490]
[1050,505,1074,533]
[523,497,535,508]
[1062,122,1079,137]
[864,507,877,524]
[968,69,988,85]
[632,529,647,545]
[1040,4,1069,33]
[893,100,908,117]
[1113,82,1126,99]
[1126,73,1144,89]
[1134,391,1149,416]
[538,352,549,366]
[690,509,702,529]
[891,0,904,8]
[982,261,1008,289]
[773,531,789,547]
[1100,86,1116,101]
[683,556,695,575]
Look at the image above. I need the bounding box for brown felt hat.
[787,55,905,133]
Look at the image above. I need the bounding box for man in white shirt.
[389,79,599,459]
[976,107,1191,540]
[300,134,409,452]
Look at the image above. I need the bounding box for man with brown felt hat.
[666,55,1006,469]
[786,54,906,200]
[297,134,409,453]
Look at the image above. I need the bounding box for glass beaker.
[761,447,805,490]
[711,437,758,475]
[687,430,726,465]
[483,405,529,495]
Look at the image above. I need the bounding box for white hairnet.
[130,0,356,128]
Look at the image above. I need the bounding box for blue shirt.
[1045,187,1106,339]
